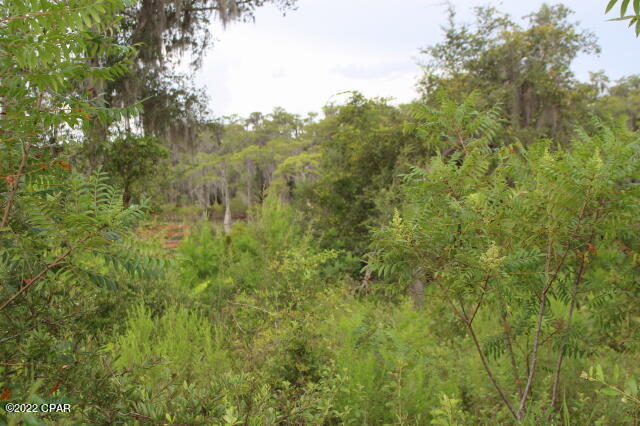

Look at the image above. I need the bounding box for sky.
[190,0,640,118]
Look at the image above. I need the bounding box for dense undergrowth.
[2,167,640,424]
[8,196,639,424]
[104,166,640,424]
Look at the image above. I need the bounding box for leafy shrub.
[369,94,640,421]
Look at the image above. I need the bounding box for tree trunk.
[408,279,425,307]
[223,179,232,234]
[122,181,132,207]
[246,163,253,208]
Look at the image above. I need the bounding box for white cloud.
[191,0,640,118]
[196,17,421,116]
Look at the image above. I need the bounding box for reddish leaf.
[5,175,13,186]
[0,388,10,401]
[58,161,72,171]
[49,383,59,394]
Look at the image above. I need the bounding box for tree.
[102,133,169,205]
[368,95,640,421]
[419,5,599,143]
[181,108,306,228]
[101,0,299,153]
[298,93,411,256]
[596,75,640,130]
[0,0,164,418]
[73,0,299,212]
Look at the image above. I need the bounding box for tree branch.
[0,245,74,312]
[1,142,30,228]
[0,226,102,312]
[517,199,590,418]
[466,320,519,420]
[456,279,518,420]
[550,218,600,409]
[502,309,524,400]
[549,251,586,408]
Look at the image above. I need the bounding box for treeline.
[140,5,640,254]
[1,0,640,424]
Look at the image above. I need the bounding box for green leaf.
[606,0,619,13]
[625,377,638,396]
[621,0,632,16]
[606,15,636,21]
[600,388,620,397]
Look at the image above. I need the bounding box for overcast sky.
[191,0,640,118]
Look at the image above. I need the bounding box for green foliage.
[582,365,640,404]
[606,0,640,35]
[177,222,225,285]
[109,304,230,386]
[0,169,167,423]
[420,4,600,143]
[178,197,348,311]
[3,1,640,424]
[0,0,137,145]
[102,133,169,205]
[405,90,503,154]
[176,108,312,221]
[298,93,413,256]
[595,75,640,131]
[0,0,171,422]
[431,394,466,425]
[321,297,449,423]
[369,93,640,421]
